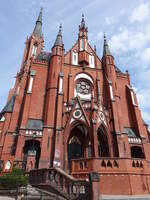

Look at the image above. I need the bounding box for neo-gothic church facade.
[0,9,150,195]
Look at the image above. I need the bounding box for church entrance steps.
[29,167,92,200]
[0,185,66,200]
[100,194,150,200]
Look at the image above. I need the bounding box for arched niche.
[97,126,109,157]
[130,146,145,159]
[23,139,41,169]
[67,123,90,168]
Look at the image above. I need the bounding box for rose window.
[76,81,91,95]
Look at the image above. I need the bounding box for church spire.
[32,8,43,38]
[79,14,87,31]
[103,34,112,57]
[54,24,63,47]
[81,14,85,29]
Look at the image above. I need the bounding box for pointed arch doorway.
[23,140,41,170]
[67,124,89,169]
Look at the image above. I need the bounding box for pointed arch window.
[27,70,36,93]
[85,39,87,51]
[80,39,84,51]
[72,50,78,65]
[97,127,109,157]
[89,53,95,68]
[31,44,38,57]
[69,136,81,145]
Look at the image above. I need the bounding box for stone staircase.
[29,167,92,200]
[21,185,66,200]
[100,195,150,200]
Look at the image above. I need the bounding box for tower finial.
[103,34,112,57]
[59,23,62,34]
[104,32,106,40]
[82,14,84,20]
[80,13,86,29]
[32,8,43,38]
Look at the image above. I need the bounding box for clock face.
[76,80,91,95]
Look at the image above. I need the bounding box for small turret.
[52,24,64,56]
[54,24,63,47]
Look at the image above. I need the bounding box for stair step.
[22,186,66,200]
[100,195,150,200]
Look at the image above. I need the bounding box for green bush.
[0,168,28,189]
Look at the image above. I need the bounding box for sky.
[0,0,150,128]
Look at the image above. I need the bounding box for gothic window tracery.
[76,80,91,95]
[69,136,81,145]
[74,73,93,100]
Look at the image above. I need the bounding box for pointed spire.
[103,34,112,57]
[79,14,87,30]
[32,8,43,38]
[81,14,85,29]
[54,24,63,47]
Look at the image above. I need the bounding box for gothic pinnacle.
[54,24,63,47]
[103,34,112,57]
[32,8,43,38]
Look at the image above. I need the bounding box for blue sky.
[0,0,150,128]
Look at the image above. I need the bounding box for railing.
[29,167,92,200]
[71,157,150,177]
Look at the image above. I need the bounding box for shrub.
[0,168,28,189]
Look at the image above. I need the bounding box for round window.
[73,109,82,119]
[76,80,91,95]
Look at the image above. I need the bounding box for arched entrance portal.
[97,126,109,157]
[23,140,41,170]
[68,124,89,168]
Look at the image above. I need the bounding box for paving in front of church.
[101,195,150,199]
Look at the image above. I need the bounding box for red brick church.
[0,9,150,196]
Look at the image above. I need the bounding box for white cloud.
[89,31,103,44]
[97,32,103,41]
[109,29,129,52]
[141,111,150,126]
[105,17,116,25]
[130,3,150,23]
[109,28,150,55]
[140,48,150,65]
[136,88,150,127]
[136,89,150,109]
[135,68,150,83]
